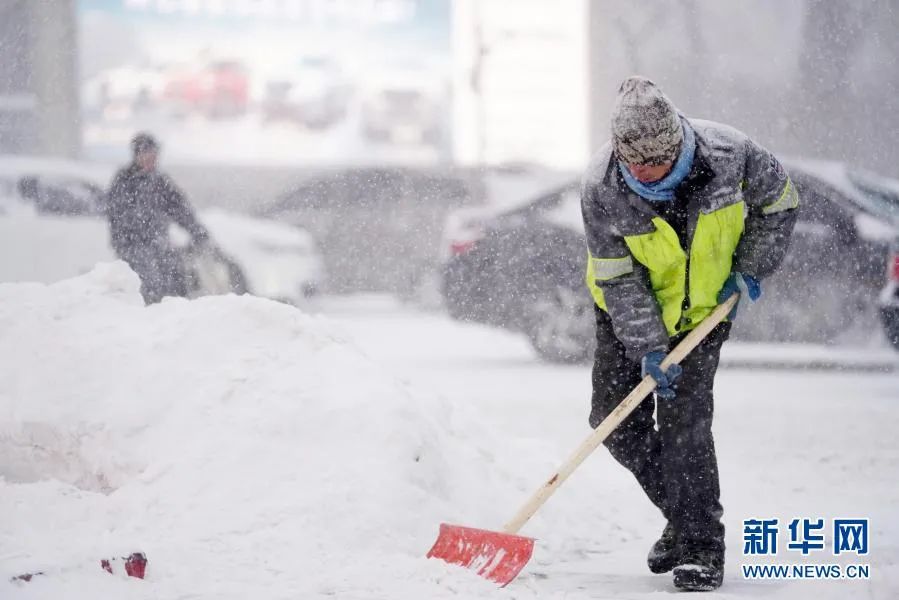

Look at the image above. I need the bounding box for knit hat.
[610,76,683,166]
[131,132,160,156]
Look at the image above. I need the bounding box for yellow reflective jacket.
[581,119,799,360]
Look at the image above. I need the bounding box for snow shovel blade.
[426,523,535,586]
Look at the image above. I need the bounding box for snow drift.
[0,263,554,599]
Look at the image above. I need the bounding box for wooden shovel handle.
[502,293,739,534]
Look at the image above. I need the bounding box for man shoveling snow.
[581,76,799,591]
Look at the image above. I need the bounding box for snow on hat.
[131,132,160,155]
[611,76,683,166]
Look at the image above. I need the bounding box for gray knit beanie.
[611,76,683,166]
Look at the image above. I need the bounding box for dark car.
[256,166,483,297]
[441,181,596,362]
[845,168,899,350]
[881,240,899,351]
[16,174,106,216]
[441,160,897,362]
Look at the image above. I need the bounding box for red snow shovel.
[427,294,740,586]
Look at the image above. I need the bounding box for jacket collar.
[601,124,733,222]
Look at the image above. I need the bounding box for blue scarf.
[618,118,696,202]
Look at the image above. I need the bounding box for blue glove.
[641,350,683,400]
[717,272,761,320]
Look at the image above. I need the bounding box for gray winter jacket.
[581,118,799,361]
[107,164,209,255]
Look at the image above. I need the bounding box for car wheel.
[525,285,595,363]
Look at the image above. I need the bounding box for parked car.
[880,239,899,351]
[261,56,351,129]
[81,64,167,120]
[440,160,898,362]
[164,60,249,119]
[0,157,110,217]
[359,64,445,145]
[172,209,323,302]
[0,156,322,303]
[844,166,899,351]
[257,166,482,297]
[441,180,594,362]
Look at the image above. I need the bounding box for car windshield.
[846,168,899,225]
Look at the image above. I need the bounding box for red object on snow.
[124,553,148,579]
[101,552,147,579]
[426,523,534,587]
[12,553,146,584]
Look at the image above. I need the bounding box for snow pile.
[0,263,547,599]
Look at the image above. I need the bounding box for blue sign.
[834,519,869,556]
[743,518,779,556]
[787,518,825,555]
[742,517,870,557]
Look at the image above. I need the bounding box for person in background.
[106,132,213,303]
[581,76,798,591]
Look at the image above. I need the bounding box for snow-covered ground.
[2,266,897,599]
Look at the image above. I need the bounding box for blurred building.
[452,0,590,170]
[586,0,899,178]
[0,0,80,157]
[454,0,899,177]
[1,0,896,178]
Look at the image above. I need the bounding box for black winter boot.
[672,543,724,591]
[647,522,681,574]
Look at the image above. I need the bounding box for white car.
[0,156,324,303]
[172,209,322,301]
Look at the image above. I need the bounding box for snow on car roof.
[200,207,316,248]
[783,157,899,228]
[476,167,577,216]
[783,157,858,196]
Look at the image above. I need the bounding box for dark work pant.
[118,244,188,304]
[589,306,729,549]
